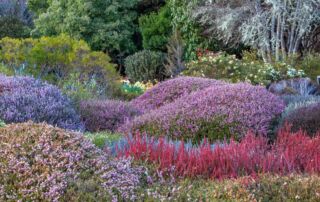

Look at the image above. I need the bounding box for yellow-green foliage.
[0,34,118,85]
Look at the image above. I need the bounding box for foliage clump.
[124,50,167,83]
[0,122,145,201]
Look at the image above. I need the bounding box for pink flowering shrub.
[121,83,285,141]
[131,76,226,112]
[80,100,142,132]
[118,126,320,180]
[0,122,145,201]
[0,74,84,131]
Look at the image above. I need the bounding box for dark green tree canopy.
[31,0,140,63]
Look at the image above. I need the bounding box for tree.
[193,0,320,62]
[139,5,172,51]
[31,0,140,69]
[0,0,32,38]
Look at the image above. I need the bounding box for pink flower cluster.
[118,126,320,180]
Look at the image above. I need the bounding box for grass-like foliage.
[118,126,320,180]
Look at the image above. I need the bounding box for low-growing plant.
[117,126,320,180]
[281,102,320,136]
[125,50,167,82]
[85,132,122,149]
[0,119,5,127]
[0,122,145,201]
[131,76,226,112]
[80,100,142,132]
[123,83,285,141]
[138,175,320,201]
[0,75,84,131]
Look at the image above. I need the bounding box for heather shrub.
[0,122,145,201]
[281,102,320,136]
[124,83,285,141]
[0,75,84,131]
[125,50,166,82]
[277,95,320,132]
[131,76,226,112]
[80,100,142,132]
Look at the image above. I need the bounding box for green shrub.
[299,53,320,80]
[0,119,5,128]
[0,35,120,97]
[0,63,14,76]
[139,5,172,51]
[182,51,305,85]
[125,50,166,82]
[85,132,122,149]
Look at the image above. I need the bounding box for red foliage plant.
[117,126,320,180]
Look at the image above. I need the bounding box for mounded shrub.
[0,75,84,131]
[124,50,166,82]
[80,100,142,132]
[281,102,320,136]
[0,122,145,201]
[122,83,285,142]
[131,76,226,112]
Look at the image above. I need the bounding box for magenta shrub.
[80,100,142,132]
[131,76,226,112]
[121,83,285,141]
[0,75,84,131]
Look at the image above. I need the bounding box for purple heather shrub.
[121,83,285,141]
[80,100,142,132]
[131,76,226,112]
[281,102,320,137]
[0,122,145,201]
[0,74,84,131]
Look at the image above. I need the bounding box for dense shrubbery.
[80,100,141,132]
[124,82,285,142]
[131,76,226,112]
[0,75,83,131]
[183,51,306,85]
[281,102,320,137]
[125,50,166,82]
[118,126,320,180]
[0,35,120,97]
[0,122,145,201]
